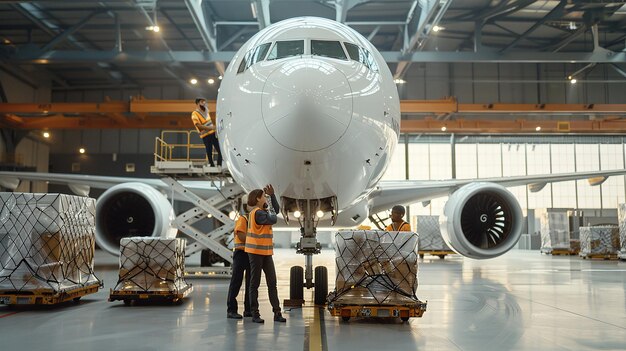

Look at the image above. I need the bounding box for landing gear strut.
[287,199,331,306]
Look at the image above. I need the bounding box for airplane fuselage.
[217,17,400,216]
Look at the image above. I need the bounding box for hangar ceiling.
[1,0,626,133]
[1,0,626,89]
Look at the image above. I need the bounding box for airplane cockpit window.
[237,51,251,74]
[343,42,378,72]
[266,40,304,60]
[311,40,347,60]
[237,43,272,74]
[247,43,271,69]
[344,42,359,61]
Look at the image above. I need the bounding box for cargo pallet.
[109,284,192,305]
[0,283,101,305]
[328,300,427,322]
[419,250,455,259]
[549,249,578,256]
[580,253,619,260]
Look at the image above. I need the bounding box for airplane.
[2,17,626,304]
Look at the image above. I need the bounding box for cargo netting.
[0,193,101,292]
[618,204,626,255]
[114,237,189,293]
[579,226,620,256]
[414,215,451,251]
[538,209,571,251]
[328,230,420,305]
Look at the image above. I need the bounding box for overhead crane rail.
[3,97,626,133]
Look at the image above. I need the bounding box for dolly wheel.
[123,299,132,306]
[342,316,350,322]
[401,316,410,322]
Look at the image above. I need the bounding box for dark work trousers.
[248,253,281,316]
[202,133,222,166]
[226,250,251,314]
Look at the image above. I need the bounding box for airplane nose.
[262,59,353,152]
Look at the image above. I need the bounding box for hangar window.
[344,42,378,72]
[266,40,304,60]
[311,40,347,60]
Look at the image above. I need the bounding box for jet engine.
[440,182,523,259]
[95,183,177,255]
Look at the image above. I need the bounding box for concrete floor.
[1,249,625,351]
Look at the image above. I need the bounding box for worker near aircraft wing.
[385,205,411,231]
[245,184,286,324]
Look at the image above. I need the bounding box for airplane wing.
[369,169,626,213]
[0,171,219,199]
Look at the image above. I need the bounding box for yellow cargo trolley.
[0,282,102,305]
[109,284,193,306]
[328,300,427,322]
[418,250,456,259]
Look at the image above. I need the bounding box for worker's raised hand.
[264,184,275,195]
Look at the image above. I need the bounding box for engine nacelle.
[440,182,523,259]
[95,183,177,256]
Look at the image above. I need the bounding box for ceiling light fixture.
[190,78,198,85]
[432,25,444,32]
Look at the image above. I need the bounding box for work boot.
[243,311,253,318]
[274,312,286,323]
[227,312,243,319]
[252,315,264,323]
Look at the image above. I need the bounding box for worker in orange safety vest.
[385,205,412,232]
[245,185,286,324]
[226,197,251,319]
[191,97,222,167]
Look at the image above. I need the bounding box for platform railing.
[154,130,212,164]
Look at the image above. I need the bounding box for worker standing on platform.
[385,205,411,231]
[191,97,222,168]
[245,185,286,324]
[226,197,252,319]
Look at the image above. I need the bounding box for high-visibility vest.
[191,110,215,138]
[233,215,247,251]
[245,207,274,256]
[385,221,411,232]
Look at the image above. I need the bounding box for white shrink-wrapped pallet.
[328,230,420,305]
[538,209,570,252]
[114,237,189,293]
[579,226,620,257]
[415,215,451,251]
[0,193,100,292]
[618,204,626,260]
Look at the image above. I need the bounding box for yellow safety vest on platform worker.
[191,110,215,138]
[245,208,274,256]
[385,221,411,232]
[233,215,248,251]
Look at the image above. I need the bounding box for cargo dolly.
[328,300,427,322]
[109,284,193,306]
[419,250,455,259]
[0,282,102,305]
